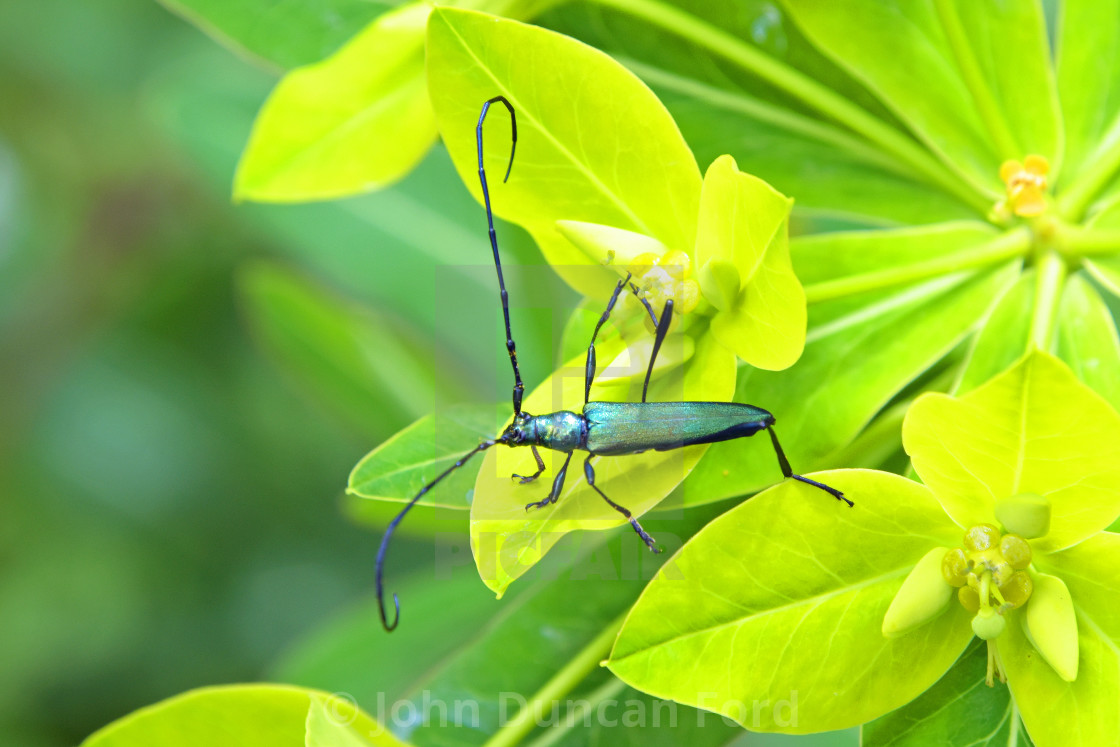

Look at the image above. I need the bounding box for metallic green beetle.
[376,96,851,631]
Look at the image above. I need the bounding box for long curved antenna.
[477,96,525,416]
[376,439,498,630]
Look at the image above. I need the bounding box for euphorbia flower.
[608,351,1120,746]
[996,154,1051,218]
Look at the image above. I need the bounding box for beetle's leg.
[585,274,632,405]
[525,451,573,511]
[767,428,853,507]
[641,299,674,403]
[512,445,545,484]
[583,455,661,552]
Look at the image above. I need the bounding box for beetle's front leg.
[512,445,545,484]
[524,452,572,511]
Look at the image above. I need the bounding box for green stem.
[933,0,1019,160]
[522,677,629,747]
[1028,250,1065,350]
[1057,115,1120,221]
[804,228,1030,304]
[483,613,626,747]
[1058,226,1120,258]
[587,0,992,215]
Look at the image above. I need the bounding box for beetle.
[375,96,851,631]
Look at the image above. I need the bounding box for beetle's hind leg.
[524,452,572,511]
[512,445,545,484]
[767,428,853,507]
[583,455,661,552]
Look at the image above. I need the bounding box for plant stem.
[1028,250,1065,350]
[522,677,629,747]
[1058,227,1120,258]
[932,0,1019,161]
[1057,116,1120,221]
[804,227,1030,304]
[483,612,626,747]
[587,0,992,215]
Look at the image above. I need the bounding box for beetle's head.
[500,411,534,446]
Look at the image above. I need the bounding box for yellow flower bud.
[660,249,691,278]
[628,252,659,276]
[999,534,1032,570]
[998,571,1033,610]
[883,547,954,637]
[941,548,969,587]
[994,492,1051,539]
[964,524,1000,551]
[999,155,1050,218]
[1023,572,1079,682]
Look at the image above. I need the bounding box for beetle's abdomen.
[583,401,774,456]
[526,410,587,452]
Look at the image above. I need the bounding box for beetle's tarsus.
[792,474,853,507]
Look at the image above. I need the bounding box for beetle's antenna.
[767,428,853,507]
[377,439,499,631]
[477,96,525,416]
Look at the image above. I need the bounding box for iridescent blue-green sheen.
[583,402,774,456]
[525,410,586,452]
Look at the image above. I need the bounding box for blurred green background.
[0,1,571,743]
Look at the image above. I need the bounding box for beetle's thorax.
[507,410,586,452]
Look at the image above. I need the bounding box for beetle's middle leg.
[583,455,660,553]
[525,452,573,511]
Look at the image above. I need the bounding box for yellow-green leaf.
[81,684,408,747]
[1056,272,1120,412]
[904,350,1120,553]
[694,155,803,370]
[609,470,970,733]
[1000,532,1120,746]
[470,324,735,596]
[427,7,701,299]
[234,2,436,202]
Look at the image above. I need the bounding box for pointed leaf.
[695,155,804,370]
[644,68,982,226]
[861,640,1033,747]
[235,2,436,201]
[544,2,984,225]
[348,403,508,510]
[427,7,701,299]
[954,269,1034,395]
[1056,272,1120,412]
[471,327,735,595]
[609,470,971,733]
[676,263,1019,506]
[999,532,1120,747]
[1055,0,1120,187]
[904,351,1120,552]
[782,0,1059,191]
[557,220,670,269]
[81,684,407,747]
[1082,257,1120,298]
